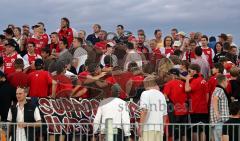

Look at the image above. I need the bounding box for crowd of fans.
[0,17,240,141]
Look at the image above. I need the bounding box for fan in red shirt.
[49,32,60,53]
[160,36,174,56]
[27,25,46,55]
[7,58,28,88]
[94,30,108,53]
[52,61,74,98]
[126,62,144,98]
[183,39,197,62]
[3,39,29,75]
[27,59,57,98]
[163,68,188,140]
[201,35,214,68]
[208,63,224,99]
[185,64,209,139]
[102,57,128,99]
[58,17,73,47]
[136,34,149,60]
[23,42,41,73]
[149,39,162,71]
[103,64,131,99]
[79,63,110,99]
[37,22,49,47]
[77,61,103,99]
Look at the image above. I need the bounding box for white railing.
[0,120,240,141]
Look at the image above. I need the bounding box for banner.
[38,98,140,135]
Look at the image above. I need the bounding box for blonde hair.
[230,66,240,77]
[157,57,174,76]
[143,75,157,89]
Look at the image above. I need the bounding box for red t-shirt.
[130,75,144,89]
[185,50,195,62]
[137,46,149,53]
[208,74,232,102]
[49,43,60,53]
[189,75,209,114]
[208,75,217,98]
[26,53,39,64]
[7,71,28,88]
[3,52,18,75]
[137,46,149,60]
[95,41,107,51]
[41,33,49,47]
[27,37,45,55]
[165,47,174,55]
[202,47,213,68]
[113,72,133,93]
[52,74,73,98]
[163,79,188,115]
[105,76,127,99]
[78,71,90,82]
[27,70,53,97]
[58,28,73,46]
[149,48,162,66]
[77,71,90,98]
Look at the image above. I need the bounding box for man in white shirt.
[7,87,41,141]
[93,83,131,141]
[138,75,168,141]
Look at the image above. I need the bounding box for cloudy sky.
[1,0,240,44]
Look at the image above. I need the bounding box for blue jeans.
[212,123,223,141]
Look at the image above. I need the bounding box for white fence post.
[105,118,113,141]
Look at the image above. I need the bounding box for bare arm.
[71,86,88,97]
[213,95,220,118]
[51,80,57,98]
[185,78,191,92]
[138,108,148,137]
[83,72,107,84]
[125,80,133,97]
[222,135,229,141]
[139,108,148,126]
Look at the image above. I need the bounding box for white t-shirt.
[140,89,167,131]
[93,97,131,136]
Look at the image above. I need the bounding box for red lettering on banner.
[90,99,99,116]
[62,98,74,117]
[38,98,53,115]
[44,115,62,134]
[81,99,93,118]
[51,99,65,115]
[39,98,140,135]
[71,98,83,118]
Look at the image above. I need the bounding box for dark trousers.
[113,128,128,141]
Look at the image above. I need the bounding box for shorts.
[141,131,163,141]
[174,115,189,136]
[190,114,209,132]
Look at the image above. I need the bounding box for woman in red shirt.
[160,36,174,56]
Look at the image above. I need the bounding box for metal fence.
[0,120,240,141]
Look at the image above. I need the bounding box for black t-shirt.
[230,80,240,101]
[222,118,240,141]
